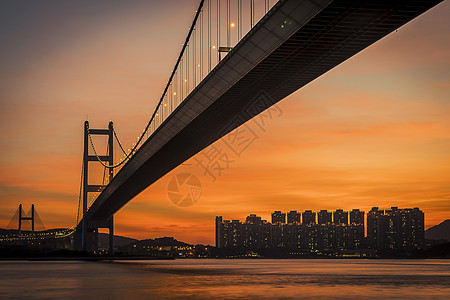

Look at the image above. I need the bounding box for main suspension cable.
[87,129,134,169]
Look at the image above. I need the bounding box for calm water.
[0,259,449,299]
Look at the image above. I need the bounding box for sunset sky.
[0,0,449,245]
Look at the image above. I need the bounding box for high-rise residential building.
[216,214,271,250]
[228,220,243,248]
[216,207,424,254]
[348,209,365,249]
[287,210,301,224]
[283,223,300,249]
[350,209,364,225]
[317,223,334,250]
[318,210,332,225]
[383,207,400,251]
[271,223,283,247]
[244,218,271,249]
[271,211,286,224]
[383,207,424,252]
[302,210,316,225]
[409,207,425,250]
[333,209,348,225]
[246,214,262,225]
[367,207,424,252]
[367,207,383,250]
[215,216,223,248]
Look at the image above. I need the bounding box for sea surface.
[0,259,449,299]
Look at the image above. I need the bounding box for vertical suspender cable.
[189,44,191,94]
[238,0,241,40]
[200,9,203,80]
[174,72,177,107]
[227,0,230,47]
[194,30,196,86]
[181,59,184,101]
[185,47,188,97]
[241,0,244,39]
[217,0,220,61]
[185,44,191,97]
[208,0,211,71]
[251,0,254,28]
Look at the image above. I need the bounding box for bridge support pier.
[81,218,114,254]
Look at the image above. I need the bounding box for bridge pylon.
[19,203,34,234]
[6,203,46,234]
[78,120,115,254]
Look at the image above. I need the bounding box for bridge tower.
[18,203,34,234]
[80,121,115,254]
[6,203,45,234]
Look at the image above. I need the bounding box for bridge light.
[212,45,216,49]
[219,47,233,52]
[173,92,176,95]
[230,23,235,28]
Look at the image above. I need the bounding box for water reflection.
[0,259,449,299]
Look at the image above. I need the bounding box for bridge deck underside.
[86,0,441,221]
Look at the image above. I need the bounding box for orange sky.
[0,0,449,245]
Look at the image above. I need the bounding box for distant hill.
[133,237,190,247]
[98,233,138,247]
[425,220,450,241]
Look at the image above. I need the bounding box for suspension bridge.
[5,0,441,254]
[1,204,72,250]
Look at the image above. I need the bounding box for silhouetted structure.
[287,211,301,224]
[318,210,332,225]
[302,210,316,225]
[333,209,348,225]
[216,215,271,250]
[217,207,425,255]
[19,204,34,234]
[76,121,115,254]
[367,207,424,253]
[350,209,364,225]
[6,204,46,234]
[367,207,383,250]
[215,216,223,248]
[271,211,286,224]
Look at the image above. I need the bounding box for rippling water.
[1,259,449,299]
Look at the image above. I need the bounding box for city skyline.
[216,207,425,254]
[0,0,449,245]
